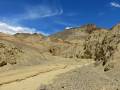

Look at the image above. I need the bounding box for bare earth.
[0,58,93,90]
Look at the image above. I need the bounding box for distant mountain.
[14,33,45,38]
[14,33,45,42]
[49,24,107,41]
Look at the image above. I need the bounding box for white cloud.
[1,1,63,21]
[110,2,120,8]
[22,5,63,20]
[65,27,73,30]
[0,22,49,35]
[14,0,63,20]
[20,0,63,20]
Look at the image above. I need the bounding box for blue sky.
[0,0,120,35]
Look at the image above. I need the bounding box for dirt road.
[0,59,93,90]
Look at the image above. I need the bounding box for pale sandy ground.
[0,59,93,90]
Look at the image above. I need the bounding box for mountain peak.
[81,24,97,30]
[81,24,96,28]
[80,24,97,33]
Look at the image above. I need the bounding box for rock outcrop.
[82,30,120,71]
[80,24,97,33]
[0,41,23,66]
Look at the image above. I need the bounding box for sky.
[0,0,120,35]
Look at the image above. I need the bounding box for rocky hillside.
[14,33,45,42]
[111,24,120,31]
[50,24,107,41]
[0,24,120,90]
[0,23,120,71]
[0,34,47,69]
[46,24,120,72]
